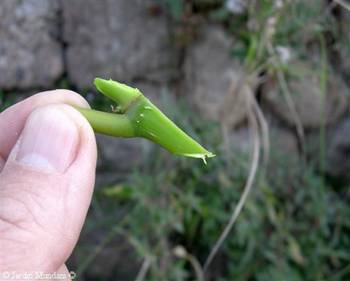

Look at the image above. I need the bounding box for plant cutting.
[74,78,215,163]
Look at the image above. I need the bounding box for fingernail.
[16,106,79,173]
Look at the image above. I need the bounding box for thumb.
[0,104,97,272]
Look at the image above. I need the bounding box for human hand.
[0,90,97,280]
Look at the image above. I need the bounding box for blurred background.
[1,0,350,280]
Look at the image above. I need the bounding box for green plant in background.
[74,126,350,281]
[0,91,13,112]
[75,78,214,163]
[159,0,184,19]
[211,0,343,168]
[68,1,350,280]
[0,91,6,112]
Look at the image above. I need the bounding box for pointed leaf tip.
[94,77,141,112]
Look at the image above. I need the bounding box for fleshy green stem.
[76,107,134,137]
[74,78,215,162]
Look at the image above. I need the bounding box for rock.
[263,111,300,155]
[263,60,349,128]
[226,124,298,157]
[62,0,177,89]
[227,127,252,155]
[340,49,350,87]
[0,0,63,90]
[96,135,143,185]
[225,0,247,14]
[340,8,350,86]
[269,126,298,155]
[185,25,251,128]
[326,117,350,180]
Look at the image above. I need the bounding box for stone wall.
[0,0,62,89]
[1,0,350,279]
[1,0,350,184]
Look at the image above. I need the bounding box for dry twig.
[135,258,152,281]
[204,90,261,273]
[333,0,350,11]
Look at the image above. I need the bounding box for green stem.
[75,107,135,137]
[74,77,215,162]
[319,33,327,176]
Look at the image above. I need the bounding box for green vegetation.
[0,91,13,112]
[71,1,350,280]
[74,112,350,280]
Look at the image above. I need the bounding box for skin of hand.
[0,90,97,280]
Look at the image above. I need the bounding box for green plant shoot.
[74,78,215,163]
